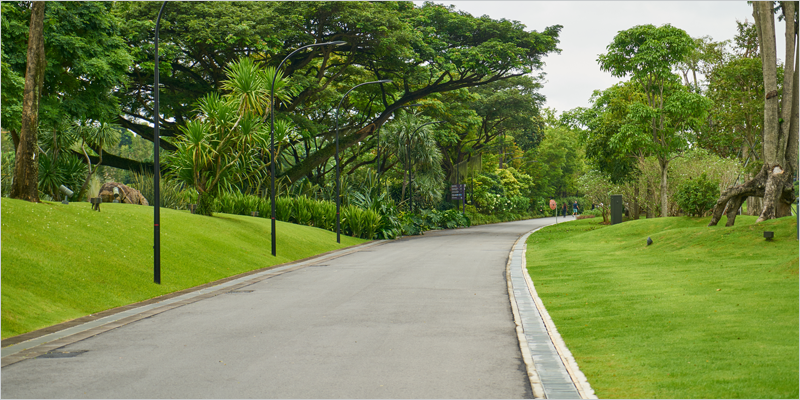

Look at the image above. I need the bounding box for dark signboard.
[451,184,466,200]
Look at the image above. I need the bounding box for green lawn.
[526,215,798,399]
[1,198,366,339]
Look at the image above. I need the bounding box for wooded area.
[1,1,797,228]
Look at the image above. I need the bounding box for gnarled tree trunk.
[709,1,798,227]
[10,2,46,203]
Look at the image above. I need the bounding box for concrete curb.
[520,228,597,399]
[506,234,547,399]
[508,223,597,399]
[1,239,388,367]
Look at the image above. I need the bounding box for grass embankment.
[526,215,798,399]
[1,198,365,339]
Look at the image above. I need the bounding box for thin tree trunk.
[633,183,640,219]
[646,180,654,219]
[10,2,46,202]
[659,157,669,217]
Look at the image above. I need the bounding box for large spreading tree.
[110,1,561,188]
[598,24,711,217]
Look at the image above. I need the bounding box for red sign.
[549,199,556,210]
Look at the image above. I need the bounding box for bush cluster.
[674,173,719,217]
[209,192,470,240]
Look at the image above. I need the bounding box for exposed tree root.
[708,163,795,227]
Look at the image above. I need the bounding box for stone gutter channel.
[507,227,597,399]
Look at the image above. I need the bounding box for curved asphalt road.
[2,217,564,398]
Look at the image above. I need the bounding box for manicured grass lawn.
[526,215,798,399]
[1,198,366,339]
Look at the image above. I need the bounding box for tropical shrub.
[341,205,381,239]
[674,173,720,216]
[311,199,336,230]
[275,196,293,221]
[38,152,86,201]
[292,195,313,226]
[131,171,189,210]
[166,57,297,216]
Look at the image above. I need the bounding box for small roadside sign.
[451,184,466,200]
[549,199,556,210]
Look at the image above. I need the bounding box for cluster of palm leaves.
[381,112,445,209]
[166,57,298,216]
[160,57,464,238]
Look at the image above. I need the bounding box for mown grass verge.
[526,215,798,399]
[1,198,366,339]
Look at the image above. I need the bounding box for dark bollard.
[611,194,623,225]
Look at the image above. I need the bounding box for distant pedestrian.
[573,201,579,216]
[561,202,568,218]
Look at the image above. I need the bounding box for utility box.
[611,194,623,225]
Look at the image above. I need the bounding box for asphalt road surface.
[2,218,557,399]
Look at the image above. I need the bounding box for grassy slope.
[1,198,365,339]
[526,215,798,399]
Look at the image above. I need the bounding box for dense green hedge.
[209,192,470,240]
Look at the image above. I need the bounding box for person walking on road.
[561,202,568,218]
[572,201,579,217]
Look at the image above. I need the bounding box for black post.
[335,79,392,243]
[268,41,345,256]
[153,1,167,285]
[611,194,623,225]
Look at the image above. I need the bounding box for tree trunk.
[632,183,640,219]
[196,188,214,216]
[659,157,669,217]
[747,195,762,216]
[710,1,798,226]
[10,2,46,203]
[645,181,654,219]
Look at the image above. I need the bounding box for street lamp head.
[376,79,393,84]
[328,40,347,46]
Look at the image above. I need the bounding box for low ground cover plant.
[526,216,798,398]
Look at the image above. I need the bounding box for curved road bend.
[2,218,560,398]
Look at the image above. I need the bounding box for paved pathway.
[2,217,591,398]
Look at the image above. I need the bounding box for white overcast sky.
[419,1,787,115]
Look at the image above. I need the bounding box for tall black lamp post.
[406,120,444,212]
[153,1,167,284]
[335,79,393,243]
[268,41,345,257]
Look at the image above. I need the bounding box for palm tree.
[167,57,297,216]
[383,112,445,209]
